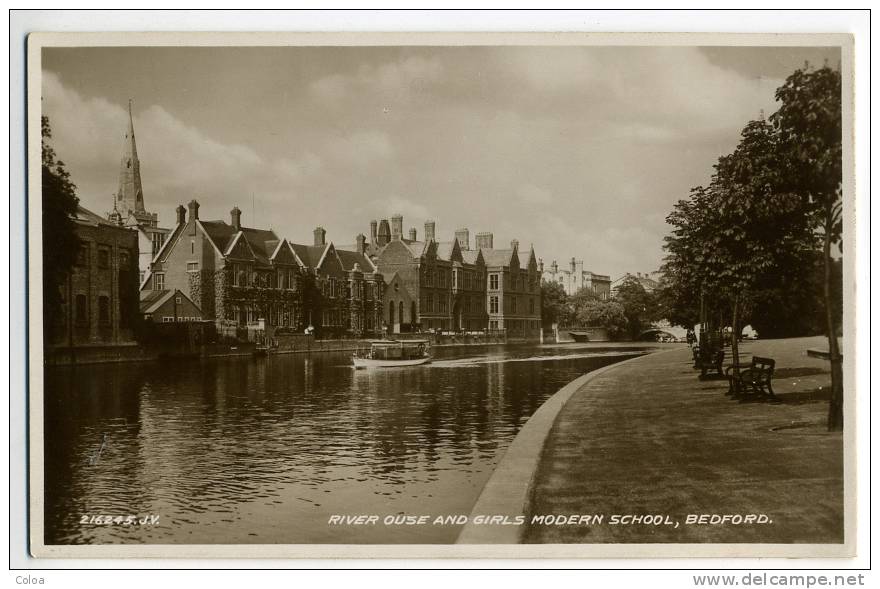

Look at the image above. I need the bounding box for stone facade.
[50,206,140,348]
[541,257,612,299]
[481,237,542,339]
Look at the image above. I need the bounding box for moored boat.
[568,331,590,342]
[353,339,431,368]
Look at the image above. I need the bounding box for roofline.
[143,289,176,314]
[196,220,225,258]
[314,242,333,270]
[224,230,244,256]
[151,222,184,264]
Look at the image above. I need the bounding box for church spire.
[115,98,145,217]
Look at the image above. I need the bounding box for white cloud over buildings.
[41,45,825,277]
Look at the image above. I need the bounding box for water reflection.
[44,344,649,544]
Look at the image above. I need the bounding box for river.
[43,342,650,545]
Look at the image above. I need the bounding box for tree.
[770,65,843,430]
[612,276,661,340]
[540,280,568,328]
[575,299,627,339]
[41,116,80,342]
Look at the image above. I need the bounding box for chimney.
[570,257,577,273]
[230,206,242,231]
[314,226,326,246]
[475,232,493,250]
[391,214,403,240]
[176,205,187,225]
[551,260,558,273]
[424,220,436,242]
[356,233,366,253]
[370,220,378,245]
[511,239,519,250]
[187,199,200,220]
[538,258,544,273]
[455,228,470,250]
[408,227,417,241]
[378,219,391,246]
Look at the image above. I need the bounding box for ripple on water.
[44,345,647,544]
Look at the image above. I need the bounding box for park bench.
[726,356,776,398]
[696,347,725,379]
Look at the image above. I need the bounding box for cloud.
[42,44,808,279]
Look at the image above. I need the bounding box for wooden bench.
[698,348,725,379]
[726,356,776,398]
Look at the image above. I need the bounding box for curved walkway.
[460,337,844,547]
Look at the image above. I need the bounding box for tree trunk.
[824,206,844,431]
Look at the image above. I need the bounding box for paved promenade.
[523,336,844,544]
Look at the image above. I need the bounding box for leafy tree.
[770,65,843,431]
[575,299,627,339]
[612,275,661,340]
[41,116,80,342]
[540,279,568,327]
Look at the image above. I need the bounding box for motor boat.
[353,339,431,368]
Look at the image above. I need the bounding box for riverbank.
[458,336,845,550]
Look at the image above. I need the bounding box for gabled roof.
[336,248,377,273]
[200,220,279,266]
[461,249,484,266]
[290,243,330,269]
[399,238,429,257]
[435,240,463,263]
[139,288,201,315]
[481,248,517,268]
[518,246,537,270]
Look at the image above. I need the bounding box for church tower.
[114,100,156,227]
[107,99,170,283]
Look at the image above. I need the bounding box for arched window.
[399,301,404,325]
[389,301,395,326]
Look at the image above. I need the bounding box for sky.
[41,45,839,278]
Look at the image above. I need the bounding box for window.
[489,274,499,290]
[163,316,174,323]
[97,247,110,269]
[75,294,88,323]
[98,296,110,323]
[427,293,434,313]
[152,233,164,256]
[439,271,445,288]
[175,296,182,305]
[529,298,535,314]
[489,296,499,314]
[187,262,199,272]
[120,250,130,269]
[511,296,517,313]
[425,269,433,287]
[439,298,447,314]
[452,270,458,289]
[153,273,165,291]
[190,240,195,255]
[139,271,145,284]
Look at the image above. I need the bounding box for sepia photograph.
[24,28,857,560]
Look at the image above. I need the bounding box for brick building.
[541,257,612,299]
[362,215,455,333]
[479,233,542,339]
[438,228,488,332]
[144,201,306,332]
[291,227,385,338]
[50,205,140,348]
